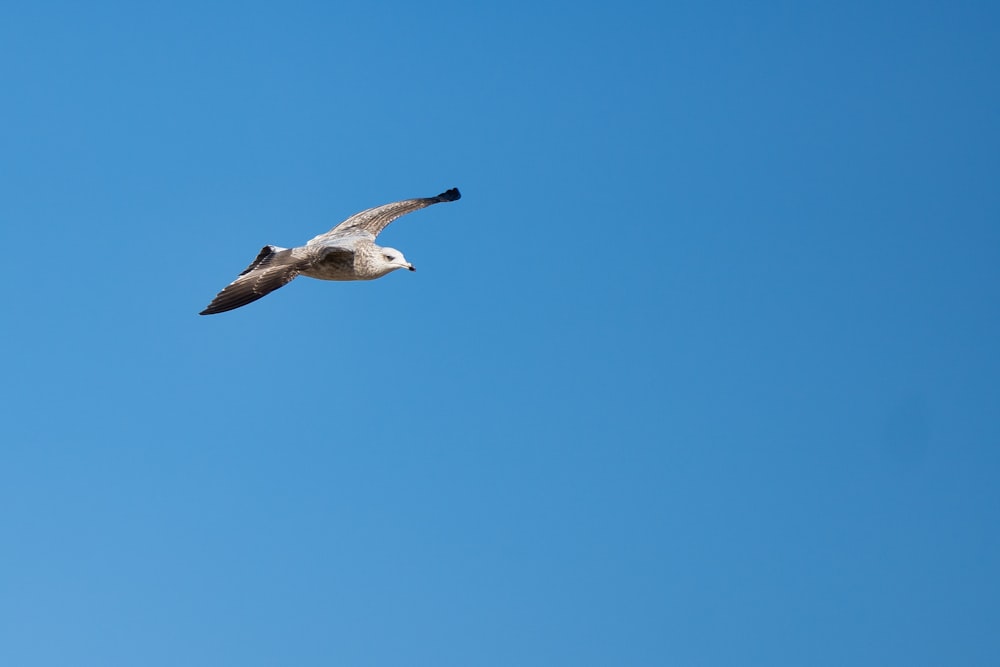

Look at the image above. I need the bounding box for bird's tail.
[237,245,289,276]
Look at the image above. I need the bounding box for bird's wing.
[200,245,304,315]
[308,188,461,245]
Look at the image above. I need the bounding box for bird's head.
[380,247,415,273]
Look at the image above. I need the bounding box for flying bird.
[200,188,461,315]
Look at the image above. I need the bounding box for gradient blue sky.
[2,1,999,665]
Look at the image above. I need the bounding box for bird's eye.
[384,254,393,261]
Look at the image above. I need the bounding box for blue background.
[2,1,998,665]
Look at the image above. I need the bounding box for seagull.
[200,187,461,315]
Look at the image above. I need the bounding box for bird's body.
[200,188,460,315]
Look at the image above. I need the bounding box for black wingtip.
[436,187,461,202]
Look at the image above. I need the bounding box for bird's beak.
[407,263,416,272]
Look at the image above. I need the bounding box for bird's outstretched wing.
[308,188,461,245]
[200,245,303,315]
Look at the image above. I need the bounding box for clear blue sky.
[2,1,998,665]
